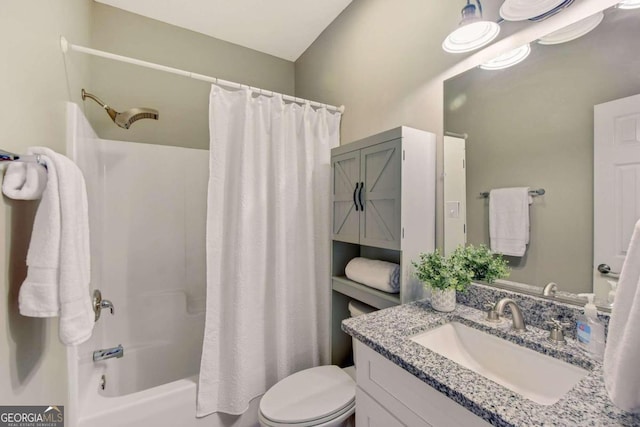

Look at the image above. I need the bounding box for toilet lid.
[260,365,355,424]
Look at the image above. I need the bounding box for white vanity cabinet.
[355,342,492,427]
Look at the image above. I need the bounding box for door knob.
[597,263,620,277]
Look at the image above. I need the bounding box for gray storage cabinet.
[330,126,436,365]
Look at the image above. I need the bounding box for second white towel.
[604,218,640,413]
[345,257,400,293]
[489,187,532,257]
[6,147,94,346]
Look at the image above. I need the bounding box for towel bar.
[480,188,545,198]
[0,149,46,166]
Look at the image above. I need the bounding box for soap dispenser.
[576,293,605,361]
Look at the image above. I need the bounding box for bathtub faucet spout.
[93,344,124,362]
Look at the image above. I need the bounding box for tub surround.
[342,291,640,426]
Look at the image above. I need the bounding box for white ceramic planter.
[431,288,456,312]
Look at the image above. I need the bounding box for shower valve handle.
[93,289,115,322]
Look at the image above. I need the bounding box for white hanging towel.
[489,187,532,257]
[604,219,640,413]
[3,147,94,346]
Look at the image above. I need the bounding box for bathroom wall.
[86,3,296,149]
[295,0,465,250]
[296,0,464,145]
[0,0,92,406]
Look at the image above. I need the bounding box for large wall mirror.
[444,5,640,304]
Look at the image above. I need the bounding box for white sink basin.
[410,322,588,405]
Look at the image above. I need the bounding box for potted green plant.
[412,249,473,312]
[452,244,510,284]
[412,245,510,312]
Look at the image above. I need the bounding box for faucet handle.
[100,299,114,315]
[545,318,571,329]
[545,318,571,344]
[93,289,115,321]
[484,302,501,323]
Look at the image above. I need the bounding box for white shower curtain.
[197,85,341,417]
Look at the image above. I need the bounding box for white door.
[594,93,640,301]
[444,136,467,256]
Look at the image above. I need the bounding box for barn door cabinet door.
[331,139,401,251]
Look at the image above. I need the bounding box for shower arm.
[81,89,108,108]
[81,89,117,121]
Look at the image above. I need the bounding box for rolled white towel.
[345,257,400,293]
[2,161,48,200]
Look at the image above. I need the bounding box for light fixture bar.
[480,43,532,70]
[618,0,640,9]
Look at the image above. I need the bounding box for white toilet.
[258,300,376,427]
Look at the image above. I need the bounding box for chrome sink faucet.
[494,298,527,331]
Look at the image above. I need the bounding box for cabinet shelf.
[332,276,400,310]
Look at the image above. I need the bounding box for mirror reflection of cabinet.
[443,135,467,256]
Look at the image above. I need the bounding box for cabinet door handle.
[353,182,360,211]
[358,181,365,211]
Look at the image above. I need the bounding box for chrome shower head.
[81,89,159,129]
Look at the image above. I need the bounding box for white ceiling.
[95,0,353,61]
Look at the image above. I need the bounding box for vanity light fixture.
[617,0,640,9]
[442,0,501,53]
[480,43,531,70]
[537,11,604,45]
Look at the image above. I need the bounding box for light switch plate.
[446,201,460,218]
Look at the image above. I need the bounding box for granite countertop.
[342,301,640,427]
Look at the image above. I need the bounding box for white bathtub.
[74,359,259,427]
[68,297,259,427]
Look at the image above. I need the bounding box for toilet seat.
[259,400,354,427]
[259,365,356,427]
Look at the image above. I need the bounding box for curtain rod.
[60,37,345,114]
